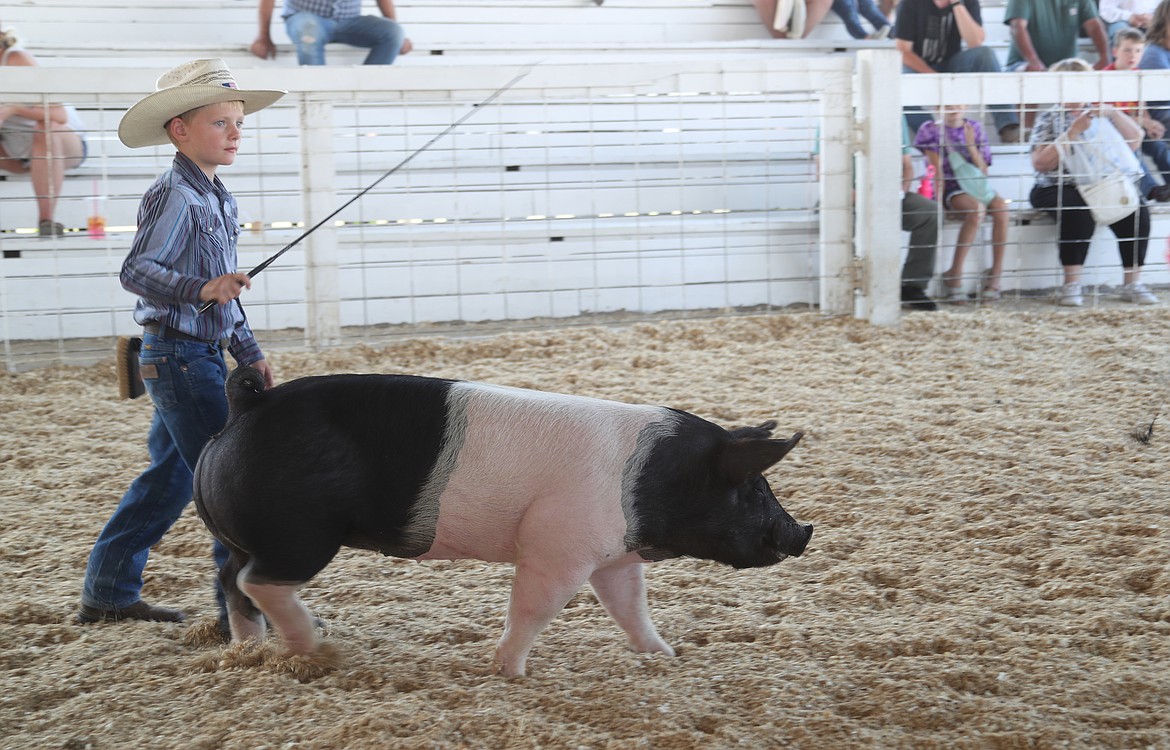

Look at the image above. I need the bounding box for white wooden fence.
[4,1,1170,369]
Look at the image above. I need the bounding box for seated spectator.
[1028,58,1156,307]
[252,0,412,66]
[1140,0,1170,131]
[896,0,1021,142]
[752,0,835,38]
[0,22,87,237]
[1005,0,1111,72]
[1098,0,1159,40]
[831,0,893,39]
[1103,26,1170,201]
[914,106,1009,302]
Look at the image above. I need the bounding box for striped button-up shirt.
[120,152,263,365]
[282,0,362,19]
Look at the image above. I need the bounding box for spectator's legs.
[830,0,869,39]
[985,194,1009,292]
[802,0,835,37]
[29,125,84,225]
[1138,160,1160,198]
[752,0,833,38]
[285,11,335,65]
[901,192,939,290]
[1030,183,1094,285]
[333,15,406,65]
[856,0,891,31]
[943,192,986,294]
[940,48,1020,135]
[1141,138,1170,184]
[1109,202,1151,284]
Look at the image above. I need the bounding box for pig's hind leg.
[589,562,674,657]
[238,572,318,656]
[219,550,266,643]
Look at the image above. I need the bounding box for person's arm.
[965,121,990,172]
[896,38,937,73]
[0,50,70,126]
[953,1,986,48]
[1099,104,1144,149]
[1009,19,1046,70]
[902,154,915,192]
[1032,112,1090,172]
[251,0,277,60]
[1096,0,1129,24]
[1084,18,1112,68]
[376,0,413,54]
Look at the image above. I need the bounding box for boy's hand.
[250,358,276,389]
[199,273,252,305]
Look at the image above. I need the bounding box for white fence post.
[299,95,342,348]
[854,49,904,325]
[818,67,855,316]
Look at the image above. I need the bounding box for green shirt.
[1005,0,1098,67]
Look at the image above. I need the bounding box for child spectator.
[1104,26,1170,201]
[914,105,1008,301]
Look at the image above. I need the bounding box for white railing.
[5,52,1170,369]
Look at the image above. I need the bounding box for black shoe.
[77,600,186,624]
[1148,185,1170,202]
[900,284,938,311]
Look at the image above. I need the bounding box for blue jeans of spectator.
[831,0,889,39]
[903,47,1019,137]
[1142,138,1170,181]
[285,11,405,65]
[81,334,231,613]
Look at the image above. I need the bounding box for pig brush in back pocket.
[116,336,146,400]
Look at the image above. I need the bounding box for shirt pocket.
[190,205,228,259]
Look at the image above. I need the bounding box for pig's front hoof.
[492,657,527,679]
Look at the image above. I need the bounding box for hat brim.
[118,85,287,148]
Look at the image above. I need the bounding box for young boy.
[1105,27,1170,201]
[78,60,285,625]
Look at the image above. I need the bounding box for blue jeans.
[81,334,231,611]
[284,11,405,65]
[903,47,1020,137]
[831,0,890,39]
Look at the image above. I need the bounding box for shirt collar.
[172,152,227,197]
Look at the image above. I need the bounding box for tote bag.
[940,122,997,205]
[1057,118,1143,225]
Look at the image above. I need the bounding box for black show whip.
[199,63,538,315]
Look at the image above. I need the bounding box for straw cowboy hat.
[119,58,286,148]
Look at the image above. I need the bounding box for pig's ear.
[718,431,803,485]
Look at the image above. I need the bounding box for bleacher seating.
[1,0,1164,350]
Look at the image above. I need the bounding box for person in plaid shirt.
[252,0,412,65]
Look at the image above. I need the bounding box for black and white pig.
[193,366,813,677]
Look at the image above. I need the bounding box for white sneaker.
[1059,282,1083,307]
[1121,282,1158,305]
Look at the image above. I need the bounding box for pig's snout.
[791,523,813,557]
[772,522,813,559]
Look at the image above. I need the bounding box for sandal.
[979,287,1002,301]
[941,278,966,303]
